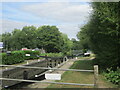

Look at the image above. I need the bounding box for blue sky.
[1,0,92,39]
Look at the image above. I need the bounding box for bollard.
[94,65,98,88]
[76,57,78,60]
[27,61,29,64]
[38,59,40,62]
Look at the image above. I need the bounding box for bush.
[23,50,40,60]
[66,51,72,56]
[104,68,120,85]
[1,51,64,65]
[2,50,41,65]
[2,51,25,65]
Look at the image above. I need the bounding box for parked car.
[84,52,90,57]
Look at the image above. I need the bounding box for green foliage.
[77,2,119,69]
[104,68,120,85]
[40,52,64,57]
[82,49,87,53]
[77,27,90,50]
[1,32,12,50]
[70,60,93,70]
[1,50,41,65]
[66,50,72,56]
[23,50,40,60]
[2,51,25,65]
[61,33,73,54]
[2,26,37,50]
[71,38,82,50]
[37,25,63,53]
[1,25,73,53]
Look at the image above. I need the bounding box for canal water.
[4,74,45,89]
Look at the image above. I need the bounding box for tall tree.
[1,25,73,54]
[77,2,119,69]
[21,26,37,49]
[37,25,63,53]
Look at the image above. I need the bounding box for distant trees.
[77,2,119,69]
[2,32,12,50]
[61,34,73,55]
[36,25,63,53]
[71,38,82,50]
[1,25,73,54]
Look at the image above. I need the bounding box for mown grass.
[70,60,93,70]
[46,60,94,89]
[46,58,117,89]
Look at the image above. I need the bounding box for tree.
[37,25,63,53]
[77,2,119,69]
[61,33,73,55]
[21,26,37,49]
[1,25,73,54]
[2,32,11,50]
[71,38,82,50]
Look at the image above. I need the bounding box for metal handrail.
[0,65,94,72]
[0,78,94,86]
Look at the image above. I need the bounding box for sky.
[0,0,93,39]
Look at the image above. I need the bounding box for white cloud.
[57,23,85,39]
[1,19,81,39]
[22,2,92,23]
[1,19,57,34]
[58,24,79,39]
[1,0,118,2]
[1,19,32,34]
[0,0,92,2]
[21,2,92,39]
[0,0,42,2]
[1,2,92,39]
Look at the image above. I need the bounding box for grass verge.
[47,60,94,88]
[46,58,117,89]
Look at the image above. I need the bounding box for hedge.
[1,51,64,65]
[2,50,40,65]
[2,51,25,65]
[24,50,40,60]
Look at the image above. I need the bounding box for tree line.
[77,2,119,70]
[1,25,74,54]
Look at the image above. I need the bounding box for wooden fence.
[0,64,98,88]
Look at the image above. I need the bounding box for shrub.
[2,51,25,65]
[1,51,64,65]
[2,50,41,65]
[66,51,72,56]
[39,53,47,56]
[23,50,40,60]
[104,68,120,85]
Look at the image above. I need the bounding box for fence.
[0,64,98,88]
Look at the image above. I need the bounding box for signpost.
[0,42,3,49]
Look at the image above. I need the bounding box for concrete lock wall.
[2,57,66,88]
[2,59,47,87]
